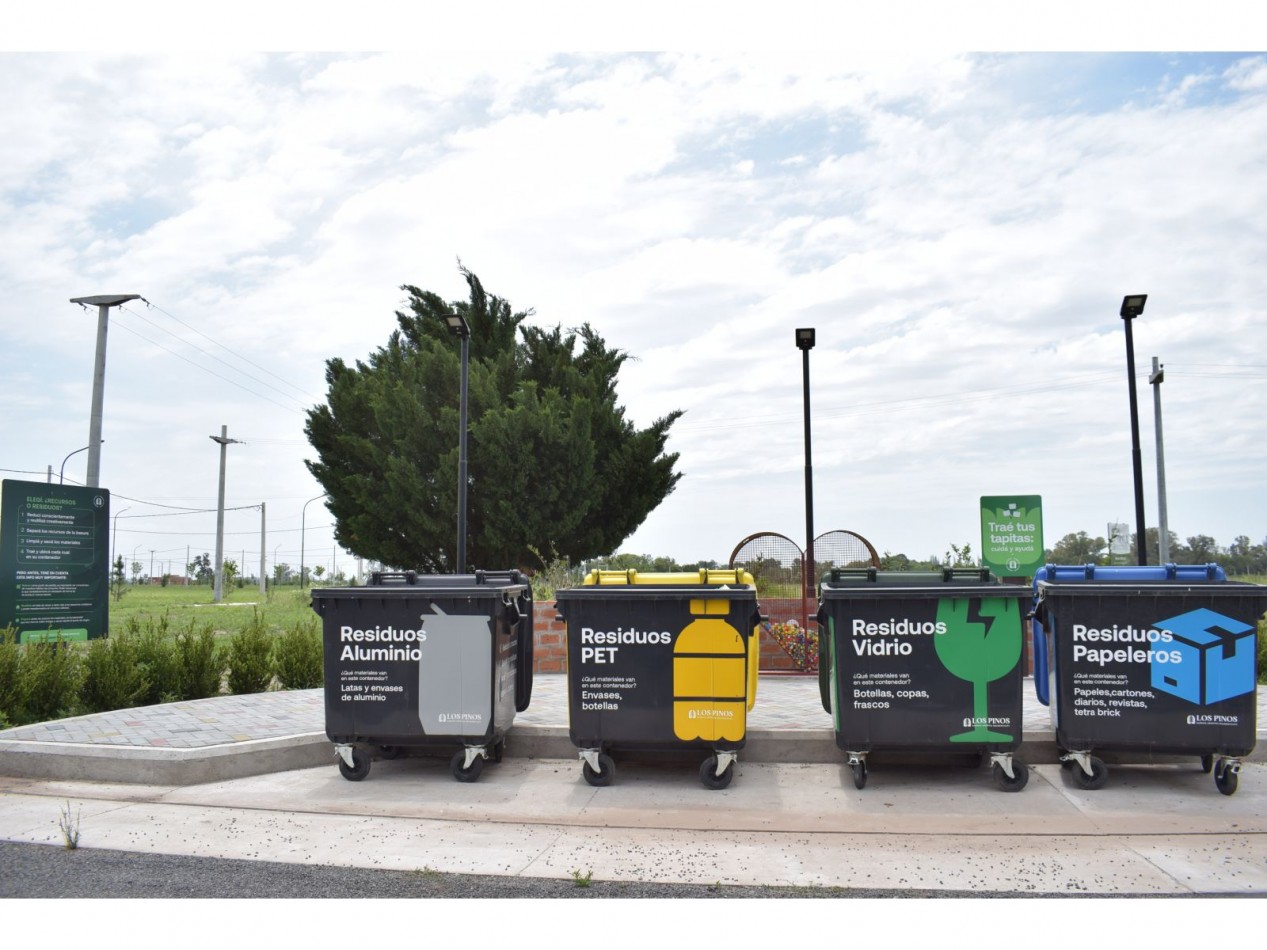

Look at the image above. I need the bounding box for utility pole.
[70,294,139,487]
[259,503,267,597]
[1150,357,1170,564]
[210,426,242,603]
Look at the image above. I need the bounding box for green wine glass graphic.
[934,597,1022,742]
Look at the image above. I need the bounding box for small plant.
[0,625,21,726]
[226,609,275,694]
[272,618,323,689]
[80,630,149,714]
[19,634,83,725]
[174,621,224,700]
[58,800,80,850]
[132,615,179,705]
[569,868,593,889]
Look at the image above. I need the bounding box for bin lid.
[555,567,756,600]
[1032,563,1227,586]
[310,569,528,602]
[820,567,1003,590]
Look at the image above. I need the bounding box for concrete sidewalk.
[2,676,1265,896]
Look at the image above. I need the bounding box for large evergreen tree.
[304,267,683,572]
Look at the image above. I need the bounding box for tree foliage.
[305,266,683,572]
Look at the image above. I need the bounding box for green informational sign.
[0,479,110,642]
[980,495,1043,578]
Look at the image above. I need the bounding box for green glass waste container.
[818,568,1032,792]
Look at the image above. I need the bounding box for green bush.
[273,618,323,689]
[174,621,224,700]
[131,615,180,705]
[1258,617,1267,683]
[80,631,149,714]
[19,636,83,725]
[0,625,21,728]
[226,609,275,694]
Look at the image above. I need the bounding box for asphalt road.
[0,841,1200,900]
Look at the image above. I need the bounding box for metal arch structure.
[812,529,881,576]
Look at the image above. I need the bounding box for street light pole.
[796,328,816,610]
[1120,295,1148,566]
[438,311,472,573]
[59,443,95,484]
[69,294,139,488]
[300,493,327,589]
[210,425,242,603]
[111,505,130,583]
[1150,356,1171,564]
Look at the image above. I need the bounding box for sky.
[2,6,1266,583]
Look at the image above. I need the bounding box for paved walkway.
[3,677,1266,896]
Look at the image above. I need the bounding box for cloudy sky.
[2,11,1265,582]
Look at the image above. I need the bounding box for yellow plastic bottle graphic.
[673,598,748,742]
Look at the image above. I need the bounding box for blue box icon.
[1151,608,1256,706]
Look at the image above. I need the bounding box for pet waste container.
[818,568,1032,792]
[1032,563,1266,795]
[310,570,533,783]
[554,569,761,789]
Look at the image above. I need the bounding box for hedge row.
[0,610,323,729]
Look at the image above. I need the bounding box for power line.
[117,303,313,409]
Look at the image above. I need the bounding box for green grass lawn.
[109,583,321,639]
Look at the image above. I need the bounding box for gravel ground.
[0,841,1200,899]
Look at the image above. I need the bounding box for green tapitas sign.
[980,495,1043,578]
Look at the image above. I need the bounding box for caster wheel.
[1215,760,1239,796]
[338,748,371,782]
[450,750,485,783]
[851,760,868,790]
[1200,754,1214,774]
[1071,756,1108,791]
[992,760,1029,792]
[582,753,615,787]
[378,745,402,760]
[700,755,734,790]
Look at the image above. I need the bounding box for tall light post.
[437,310,471,573]
[69,293,139,487]
[796,328,816,613]
[1150,356,1171,564]
[59,443,95,484]
[300,493,327,589]
[210,425,242,603]
[1120,294,1148,566]
[111,505,130,581]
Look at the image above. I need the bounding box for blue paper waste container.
[1032,563,1267,795]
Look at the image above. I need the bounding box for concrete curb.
[4,725,1260,785]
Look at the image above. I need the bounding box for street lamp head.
[70,294,140,308]
[795,327,816,351]
[1120,294,1148,319]
[442,312,470,338]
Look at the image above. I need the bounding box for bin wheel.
[1214,761,1239,796]
[992,760,1029,793]
[1072,756,1108,791]
[700,755,734,790]
[338,748,371,782]
[450,751,485,783]
[582,753,615,788]
[851,760,868,790]
[378,745,402,760]
[1200,754,1214,774]
[490,739,505,763]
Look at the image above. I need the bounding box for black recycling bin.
[310,570,533,783]
[818,568,1032,792]
[554,569,761,790]
[1032,563,1266,795]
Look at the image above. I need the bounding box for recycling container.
[310,570,533,783]
[818,568,1032,792]
[554,569,761,789]
[1032,563,1266,795]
